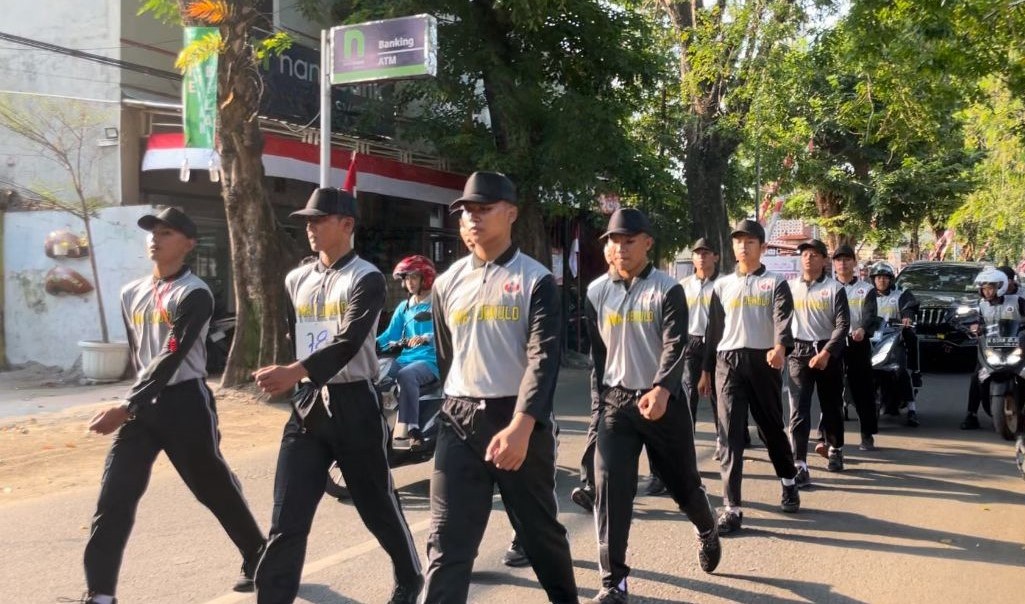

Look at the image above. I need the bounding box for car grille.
[916,307,948,326]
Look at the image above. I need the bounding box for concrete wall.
[3,205,154,369]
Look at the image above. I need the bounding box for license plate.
[988,337,1019,347]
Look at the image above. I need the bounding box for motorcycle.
[206,314,235,374]
[325,311,443,500]
[870,319,917,417]
[975,318,1024,440]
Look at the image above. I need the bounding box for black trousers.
[424,398,577,604]
[256,381,420,604]
[845,337,879,435]
[580,394,660,489]
[716,350,798,508]
[594,387,715,588]
[84,379,264,596]
[683,336,719,432]
[787,342,845,461]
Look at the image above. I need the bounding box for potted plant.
[0,97,129,382]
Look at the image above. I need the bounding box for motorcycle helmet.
[974,267,1008,296]
[393,255,437,290]
[869,262,896,279]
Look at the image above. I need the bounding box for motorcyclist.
[870,261,921,426]
[377,255,440,449]
[961,267,1025,430]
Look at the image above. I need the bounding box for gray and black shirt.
[432,246,561,425]
[875,287,917,323]
[587,263,687,393]
[703,264,794,372]
[285,250,384,385]
[978,294,1025,327]
[680,271,719,338]
[788,272,850,356]
[837,276,879,336]
[121,266,212,412]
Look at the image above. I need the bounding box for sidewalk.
[0,364,129,420]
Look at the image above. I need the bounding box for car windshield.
[896,265,980,293]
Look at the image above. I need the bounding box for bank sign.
[330,14,438,85]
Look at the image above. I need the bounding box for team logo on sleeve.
[503,278,522,294]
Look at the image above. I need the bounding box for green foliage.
[256,31,293,63]
[137,0,182,25]
[175,30,223,72]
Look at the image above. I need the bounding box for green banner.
[182,26,219,149]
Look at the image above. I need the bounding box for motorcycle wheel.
[990,393,1018,441]
[325,462,350,501]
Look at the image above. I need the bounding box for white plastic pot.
[78,340,130,383]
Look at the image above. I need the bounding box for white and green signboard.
[182,26,219,149]
[330,14,437,85]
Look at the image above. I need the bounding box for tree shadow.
[296,582,362,603]
[572,559,865,604]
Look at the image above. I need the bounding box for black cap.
[601,208,653,240]
[138,207,197,239]
[450,171,517,212]
[797,238,828,257]
[832,243,856,259]
[691,237,717,254]
[730,219,765,243]
[290,187,358,220]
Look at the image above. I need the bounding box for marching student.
[699,219,801,534]
[80,207,265,604]
[585,208,721,604]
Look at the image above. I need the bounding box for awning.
[142,132,465,206]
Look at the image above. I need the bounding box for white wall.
[3,205,154,369]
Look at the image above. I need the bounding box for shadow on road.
[296,582,361,603]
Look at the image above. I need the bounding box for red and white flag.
[343,150,358,193]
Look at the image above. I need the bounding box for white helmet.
[974,267,1008,296]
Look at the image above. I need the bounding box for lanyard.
[152,280,179,352]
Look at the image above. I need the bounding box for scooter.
[975,319,1024,441]
[325,311,443,500]
[870,319,917,417]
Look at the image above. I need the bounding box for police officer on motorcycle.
[870,261,921,427]
[960,267,1025,430]
[377,255,440,449]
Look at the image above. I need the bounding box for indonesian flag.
[343,150,357,193]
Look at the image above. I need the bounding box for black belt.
[446,395,517,406]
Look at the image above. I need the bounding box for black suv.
[895,261,985,364]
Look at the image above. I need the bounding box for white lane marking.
[202,518,432,604]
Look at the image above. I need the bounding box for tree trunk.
[908,223,921,261]
[512,191,550,267]
[813,188,846,249]
[684,125,737,267]
[216,2,289,386]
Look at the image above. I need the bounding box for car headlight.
[955,305,974,316]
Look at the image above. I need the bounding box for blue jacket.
[376,298,439,377]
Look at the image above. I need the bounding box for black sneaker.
[781,483,801,513]
[716,510,743,534]
[571,485,596,513]
[502,540,530,568]
[912,371,923,388]
[587,585,629,603]
[406,427,425,450]
[233,541,266,592]
[59,595,118,604]
[906,410,920,427]
[697,527,721,573]
[827,448,844,472]
[794,466,811,489]
[859,434,875,451]
[388,574,424,604]
[643,475,667,496]
[960,413,980,430]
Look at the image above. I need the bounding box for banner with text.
[330,14,437,85]
[182,26,219,149]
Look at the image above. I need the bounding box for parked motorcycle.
[870,320,917,417]
[325,311,443,500]
[975,319,1024,440]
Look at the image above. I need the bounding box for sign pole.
[319,28,331,187]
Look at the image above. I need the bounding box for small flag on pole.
[342,150,358,193]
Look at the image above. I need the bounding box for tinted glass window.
[896,265,980,292]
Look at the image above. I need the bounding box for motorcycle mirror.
[413,311,432,322]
